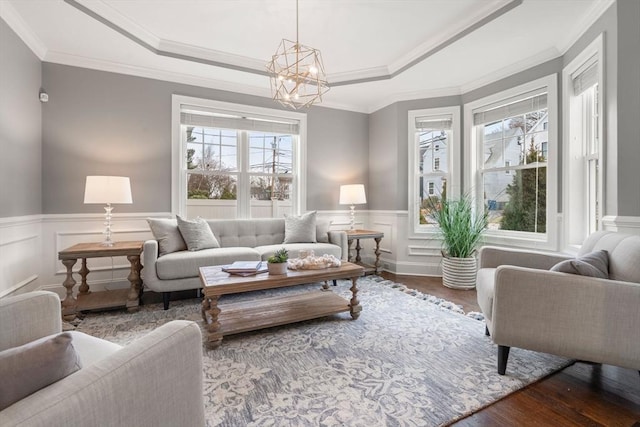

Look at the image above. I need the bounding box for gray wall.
[0,18,42,217]
[41,63,369,214]
[562,0,640,218]
[615,0,640,216]
[367,0,640,220]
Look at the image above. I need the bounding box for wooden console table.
[346,229,384,275]
[58,241,143,321]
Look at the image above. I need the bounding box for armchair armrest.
[1,320,205,427]
[479,245,571,270]
[0,291,62,352]
[492,266,640,370]
[328,230,348,261]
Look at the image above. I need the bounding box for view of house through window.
[474,92,549,233]
[416,117,452,227]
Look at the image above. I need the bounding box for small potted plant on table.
[267,248,289,275]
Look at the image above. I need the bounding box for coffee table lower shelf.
[215,290,351,337]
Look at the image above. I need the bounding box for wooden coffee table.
[199,262,365,348]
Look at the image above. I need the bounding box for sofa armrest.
[492,266,640,370]
[479,245,571,270]
[142,240,162,288]
[0,320,205,427]
[328,230,349,261]
[0,291,62,352]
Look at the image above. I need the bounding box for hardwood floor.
[381,272,640,427]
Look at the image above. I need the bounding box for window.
[465,75,558,248]
[408,106,460,233]
[563,35,603,250]
[172,96,307,219]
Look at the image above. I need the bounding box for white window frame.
[464,74,558,250]
[171,95,307,217]
[408,106,461,236]
[562,34,604,253]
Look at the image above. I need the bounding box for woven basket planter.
[441,256,477,290]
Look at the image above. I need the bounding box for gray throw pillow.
[284,211,317,244]
[550,249,609,279]
[0,332,82,410]
[176,215,220,251]
[316,219,331,243]
[147,218,187,256]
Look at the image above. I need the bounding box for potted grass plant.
[426,193,488,289]
[267,248,289,275]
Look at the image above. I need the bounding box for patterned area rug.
[75,276,571,426]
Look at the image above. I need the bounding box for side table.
[58,241,144,321]
[346,229,384,275]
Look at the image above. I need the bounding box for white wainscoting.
[38,213,167,297]
[0,215,41,297]
[13,210,629,298]
[602,216,640,234]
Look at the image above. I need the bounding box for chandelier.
[267,0,329,109]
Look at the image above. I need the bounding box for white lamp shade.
[84,176,132,204]
[339,184,367,205]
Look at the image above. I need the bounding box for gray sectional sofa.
[143,217,348,309]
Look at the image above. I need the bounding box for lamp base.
[349,205,356,230]
[102,204,115,246]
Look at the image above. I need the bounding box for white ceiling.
[1,0,612,113]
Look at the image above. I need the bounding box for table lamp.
[339,184,366,230]
[84,176,133,246]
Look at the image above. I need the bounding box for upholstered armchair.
[0,291,205,427]
[476,231,640,375]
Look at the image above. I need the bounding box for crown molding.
[368,87,462,114]
[459,47,561,94]
[44,50,272,96]
[0,0,47,59]
[386,0,522,76]
[65,0,522,87]
[556,0,616,55]
[43,51,369,113]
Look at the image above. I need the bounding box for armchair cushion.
[550,249,609,279]
[0,332,81,410]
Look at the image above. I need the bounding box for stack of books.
[222,261,268,276]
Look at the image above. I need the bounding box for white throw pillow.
[147,218,187,256]
[176,216,220,251]
[284,211,317,244]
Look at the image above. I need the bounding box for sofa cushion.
[0,332,82,410]
[256,243,341,261]
[284,211,317,243]
[550,250,609,279]
[208,218,286,248]
[316,219,331,243]
[147,218,187,256]
[177,216,220,251]
[156,247,261,280]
